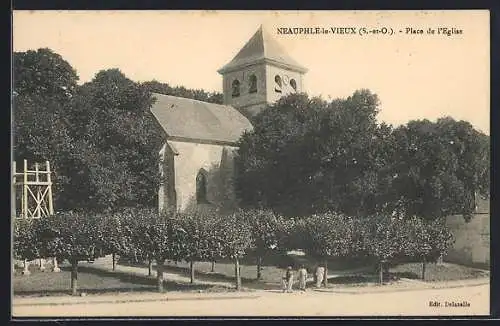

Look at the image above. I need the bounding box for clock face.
[283,75,289,86]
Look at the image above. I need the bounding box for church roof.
[150,93,253,144]
[218,25,308,74]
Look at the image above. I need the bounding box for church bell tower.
[218,25,308,119]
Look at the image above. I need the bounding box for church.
[152,26,308,213]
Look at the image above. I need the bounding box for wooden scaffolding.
[12,159,54,219]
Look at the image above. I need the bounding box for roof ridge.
[151,92,230,108]
[218,26,307,74]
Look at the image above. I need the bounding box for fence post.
[23,160,28,218]
[46,161,54,215]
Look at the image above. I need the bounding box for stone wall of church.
[158,143,177,213]
[265,65,304,103]
[167,140,238,213]
[222,64,267,117]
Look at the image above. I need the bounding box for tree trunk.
[71,259,78,296]
[235,257,241,290]
[190,260,195,284]
[211,261,215,273]
[422,258,426,281]
[156,259,165,293]
[148,259,153,277]
[437,254,444,265]
[257,256,262,280]
[323,259,328,287]
[379,260,384,285]
[39,258,46,272]
[112,253,116,271]
[52,257,61,272]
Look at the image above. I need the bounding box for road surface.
[13,284,489,317]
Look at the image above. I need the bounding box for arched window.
[196,169,208,204]
[249,74,257,93]
[274,75,282,93]
[290,79,297,92]
[232,80,240,97]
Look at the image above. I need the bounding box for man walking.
[298,265,308,291]
[282,266,294,293]
[315,265,325,288]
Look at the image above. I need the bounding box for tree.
[240,209,286,280]
[173,209,223,284]
[38,211,106,295]
[425,218,454,263]
[99,210,136,271]
[127,209,180,292]
[400,216,454,280]
[146,214,172,293]
[363,215,410,284]
[13,50,167,213]
[298,213,363,286]
[62,69,165,211]
[390,118,490,220]
[215,212,253,290]
[13,48,79,208]
[121,208,160,277]
[235,90,392,217]
[13,218,45,274]
[142,80,223,104]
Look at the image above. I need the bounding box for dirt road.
[13,284,489,317]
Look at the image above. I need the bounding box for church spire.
[218,25,307,74]
[218,25,307,119]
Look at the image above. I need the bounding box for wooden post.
[23,160,28,218]
[11,161,16,219]
[22,259,30,275]
[46,161,54,215]
[35,163,40,218]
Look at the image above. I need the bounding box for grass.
[124,251,373,282]
[13,255,489,297]
[12,263,239,297]
[388,262,490,282]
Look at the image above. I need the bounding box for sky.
[13,10,490,134]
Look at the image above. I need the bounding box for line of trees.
[14,208,453,295]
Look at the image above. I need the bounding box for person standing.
[281,268,288,293]
[285,266,294,293]
[298,265,308,291]
[315,265,325,288]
